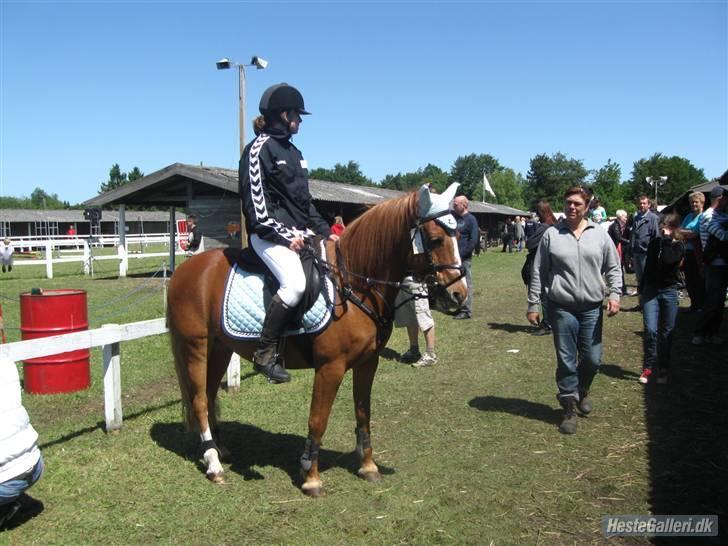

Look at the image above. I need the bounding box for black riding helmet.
[259,83,311,116]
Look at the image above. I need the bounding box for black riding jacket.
[239,128,330,247]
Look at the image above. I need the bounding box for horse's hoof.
[302,486,325,498]
[357,469,383,482]
[207,472,226,485]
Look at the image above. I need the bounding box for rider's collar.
[418,182,460,231]
[264,127,292,140]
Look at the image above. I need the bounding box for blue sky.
[1,0,726,204]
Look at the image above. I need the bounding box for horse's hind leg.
[183,335,225,483]
[206,338,233,462]
[353,356,382,482]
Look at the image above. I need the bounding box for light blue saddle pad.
[221,249,335,340]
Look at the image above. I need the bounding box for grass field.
[0,251,725,545]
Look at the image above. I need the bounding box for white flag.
[483,173,496,198]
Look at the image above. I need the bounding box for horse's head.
[409,183,468,312]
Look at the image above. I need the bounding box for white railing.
[0,318,241,432]
[11,239,186,279]
[11,233,175,253]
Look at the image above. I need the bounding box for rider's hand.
[328,234,340,242]
[527,311,540,326]
[289,237,305,252]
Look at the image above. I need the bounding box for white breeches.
[250,234,306,307]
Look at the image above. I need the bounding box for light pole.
[645,176,668,206]
[216,55,268,247]
[216,55,269,157]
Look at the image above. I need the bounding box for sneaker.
[691,335,705,346]
[656,370,668,385]
[531,326,552,336]
[639,369,652,384]
[627,288,638,296]
[707,335,724,345]
[412,352,437,368]
[453,312,471,320]
[399,347,421,363]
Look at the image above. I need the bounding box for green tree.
[590,159,628,215]
[524,152,589,208]
[310,160,373,186]
[30,187,66,208]
[448,154,502,200]
[626,153,707,207]
[486,169,526,210]
[99,164,144,194]
[379,164,448,192]
[128,166,145,182]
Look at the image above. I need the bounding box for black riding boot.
[253,294,294,383]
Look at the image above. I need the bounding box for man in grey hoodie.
[527,186,622,435]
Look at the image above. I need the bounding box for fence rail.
[0,317,241,432]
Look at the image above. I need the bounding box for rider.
[239,83,338,383]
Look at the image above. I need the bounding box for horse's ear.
[418,185,433,218]
[442,183,460,204]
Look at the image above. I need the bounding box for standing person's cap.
[710,186,726,199]
[259,83,311,116]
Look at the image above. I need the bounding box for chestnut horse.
[167,186,467,496]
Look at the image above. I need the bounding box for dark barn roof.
[0,209,183,223]
[83,162,527,216]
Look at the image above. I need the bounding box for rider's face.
[282,110,302,134]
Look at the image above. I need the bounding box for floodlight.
[216,58,232,70]
[251,56,268,69]
[659,176,668,182]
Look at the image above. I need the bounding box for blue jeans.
[0,456,44,506]
[641,286,679,371]
[549,302,603,402]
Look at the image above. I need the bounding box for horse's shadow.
[468,396,562,425]
[150,421,395,486]
[487,322,536,334]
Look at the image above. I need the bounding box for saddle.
[221,238,335,340]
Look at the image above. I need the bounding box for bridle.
[321,211,466,337]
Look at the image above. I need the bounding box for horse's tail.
[168,317,197,431]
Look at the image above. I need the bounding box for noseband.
[413,210,465,289]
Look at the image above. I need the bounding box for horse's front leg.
[353,356,382,482]
[301,361,346,497]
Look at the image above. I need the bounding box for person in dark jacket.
[239,83,337,383]
[629,195,660,292]
[607,210,630,295]
[523,200,557,336]
[185,215,202,255]
[452,195,479,319]
[638,214,685,385]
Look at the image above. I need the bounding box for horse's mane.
[338,191,418,283]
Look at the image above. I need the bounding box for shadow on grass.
[379,347,400,362]
[486,322,536,334]
[645,314,727,544]
[38,399,180,450]
[150,421,395,488]
[468,396,561,425]
[1,494,44,531]
[600,363,640,380]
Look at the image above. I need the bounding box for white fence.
[11,237,187,279]
[11,233,175,252]
[0,318,241,432]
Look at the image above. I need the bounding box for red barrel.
[20,289,90,394]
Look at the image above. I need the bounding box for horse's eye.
[429,237,443,248]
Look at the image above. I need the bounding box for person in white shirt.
[0,359,44,529]
[0,238,14,273]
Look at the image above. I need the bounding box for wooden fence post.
[45,240,53,279]
[102,324,123,432]
[226,353,241,392]
[118,244,128,278]
[83,240,91,276]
